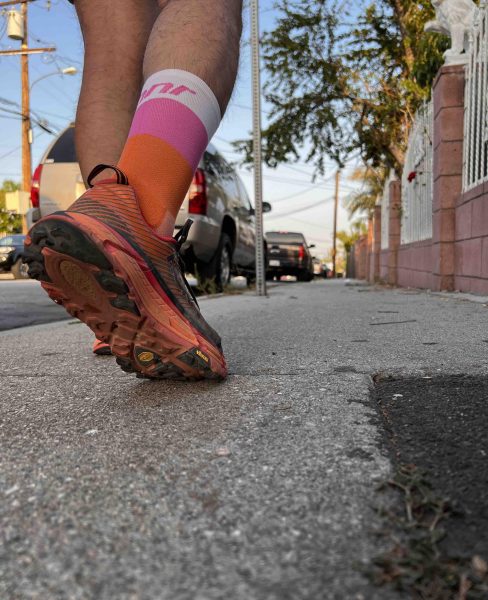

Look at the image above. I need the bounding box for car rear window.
[266,232,306,245]
[45,127,77,163]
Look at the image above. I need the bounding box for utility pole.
[0,0,55,231]
[250,0,266,296]
[332,169,340,277]
[20,0,31,200]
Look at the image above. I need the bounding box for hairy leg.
[144,0,243,113]
[74,0,160,183]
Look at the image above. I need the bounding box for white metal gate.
[401,101,433,244]
[463,5,488,191]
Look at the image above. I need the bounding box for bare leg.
[144,0,243,112]
[74,0,160,183]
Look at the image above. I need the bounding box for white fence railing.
[401,101,433,245]
[463,5,488,191]
[380,173,391,249]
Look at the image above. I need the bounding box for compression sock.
[118,69,221,236]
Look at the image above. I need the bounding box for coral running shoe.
[23,164,227,380]
[93,338,112,356]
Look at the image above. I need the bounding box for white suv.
[27,125,270,290]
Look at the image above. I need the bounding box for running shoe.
[23,164,227,380]
[93,338,112,356]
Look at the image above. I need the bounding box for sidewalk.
[1,280,486,599]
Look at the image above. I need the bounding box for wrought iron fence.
[463,4,488,191]
[401,101,433,244]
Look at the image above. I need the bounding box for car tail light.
[30,163,42,208]
[188,168,207,215]
[298,244,305,261]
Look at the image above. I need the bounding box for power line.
[266,197,334,220]
[0,128,47,161]
[214,135,358,183]
[271,184,322,203]
[0,145,21,160]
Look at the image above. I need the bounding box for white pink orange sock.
[118,69,221,235]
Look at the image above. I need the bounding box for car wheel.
[197,232,233,292]
[12,258,30,279]
[297,270,313,282]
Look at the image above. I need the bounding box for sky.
[0,0,361,259]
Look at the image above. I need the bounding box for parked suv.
[27,125,270,290]
[265,231,315,282]
[0,234,28,279]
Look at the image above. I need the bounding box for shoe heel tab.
[87,164,129,187]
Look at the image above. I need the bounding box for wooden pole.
[332,169,340,277]
[21,0,31,196]
[20,0,31,233]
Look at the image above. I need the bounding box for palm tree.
[344,166,387,219]
[337,221,368,253]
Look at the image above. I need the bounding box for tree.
[344,165,386,219]
[337,221,368,253]
[234,0,448,176]
[0,180,22,234]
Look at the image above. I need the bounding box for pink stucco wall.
[397,240,433,289]
[379,250,389,281]
[454,183,488,295]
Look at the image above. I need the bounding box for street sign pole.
[250,0,266,296]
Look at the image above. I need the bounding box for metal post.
[250,0,266,296]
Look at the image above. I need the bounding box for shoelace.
[174,219,199,307]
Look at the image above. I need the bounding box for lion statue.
[425,0,478,58]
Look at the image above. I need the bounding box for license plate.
[269,260,280,267]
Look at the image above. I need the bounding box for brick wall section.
[387,179,401,285]
[353,235,368,280]
[432,64,465,291]
[372,205,381,281]
[366,217,374,281]
[397,239,433,289]
[379,250,389,281]
[454,182,488,294]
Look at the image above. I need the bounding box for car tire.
[298,270,313,282]
[197,232,233,293]
[11,258,29,279]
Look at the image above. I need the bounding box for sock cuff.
[138,69,221,139]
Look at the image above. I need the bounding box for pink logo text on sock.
[140,82,197,103]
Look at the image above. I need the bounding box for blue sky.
[0,0,360,259]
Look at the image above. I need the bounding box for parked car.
[26,124,271,291]
[265,231,315,282]
[0,234,28,279]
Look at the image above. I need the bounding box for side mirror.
[308,244,316,249]
[249,202,272,215]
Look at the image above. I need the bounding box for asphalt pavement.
[0,278,69,330]
[0,279,487,599]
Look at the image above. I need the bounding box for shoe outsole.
[24,216,226,381]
